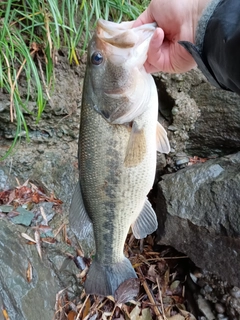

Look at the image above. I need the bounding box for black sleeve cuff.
[179,0,240,95]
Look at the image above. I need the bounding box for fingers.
[144,28,165,73]
[148,28,164,53]
[132,8,154,27]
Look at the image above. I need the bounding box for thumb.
[144,28,165,73]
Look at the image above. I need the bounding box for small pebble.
[215,302,225,314]
[168,125,178,132]
[175,157,189,166]
[230,286,240,299]
[204,284,213,293]
[189,272,198,284]
[217,315,228,320]
[171,106,179,115]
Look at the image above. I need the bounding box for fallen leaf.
[188,156,208,165]
[114,278,140,304]
[32,225,52,233]
[141,308,153,320]
[31,192,40,203]
[21,233,36,243]
[167,314,184,320]
[82,296,91,319]
[130,305,141,320]
[147,265,158,283]
[26,261,33,283]
[2,308,10,320]
[67,310,77,320]
[40,206,48,224]
[178,309,196,320]
[34,230,42,260]
[41,237,56,244]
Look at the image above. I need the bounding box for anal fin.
[69,182,95,253]
[131,199,158,239]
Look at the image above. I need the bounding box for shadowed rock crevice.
[153,75,175,122]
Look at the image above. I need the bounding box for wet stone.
[175,157,189,166]
[215,303,226,314]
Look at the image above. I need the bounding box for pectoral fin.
[124,122,146,168]
[131,199,158,239]
[156,122,170,154]
[69,182,95,253]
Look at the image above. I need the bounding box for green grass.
[0,0,148,159]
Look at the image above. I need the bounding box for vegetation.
[0,0,148,159]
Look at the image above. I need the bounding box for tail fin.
[85,258,137,297]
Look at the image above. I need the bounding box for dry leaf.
[114,278,140,304]
[82,296,91,319]
[40,206,48,224]
[26,261,33,283]
[34,230,42,260]
[147,265,158,283]
[188,156,208,165]
[32,192,40,203]
[21,233,36,243]
[130,305,141,320]
[178,309,196,320]
[32,225,52,233]
[67,310,77,320]
[167,314,185,320]
[2,308,10,320]
[41,237,56,244]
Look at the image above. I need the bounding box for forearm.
[180,0,240,94]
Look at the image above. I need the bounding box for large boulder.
[0,219,80,320]
[156,69,240,157]
[156,152,240,286]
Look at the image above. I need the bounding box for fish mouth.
[96,19,136,48]
[96,19,156,49]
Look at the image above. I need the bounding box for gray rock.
[188,84,240,156]
[175,157,189,166]
[156,152,240,286]
[0,219,80,320]
[155,69,240,157]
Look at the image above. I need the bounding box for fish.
[69,18,170,297]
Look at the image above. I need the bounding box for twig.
[54,222,66,237]
[2,52,14,122]
[146,256,188,262]
[137,267,164,320]
[76,294,90,320]
[37,53,51,100]
[157,277,167,320]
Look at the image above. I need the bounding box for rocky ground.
[0,49,240,319]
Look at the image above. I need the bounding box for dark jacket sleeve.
[179,0,240,95]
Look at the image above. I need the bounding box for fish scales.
[80,97,156,265]
[69,19,170,297]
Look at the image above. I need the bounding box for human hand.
[133,0,211,73]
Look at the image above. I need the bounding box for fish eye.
[91,51,103,65]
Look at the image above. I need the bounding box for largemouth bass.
[70,19,170,297]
